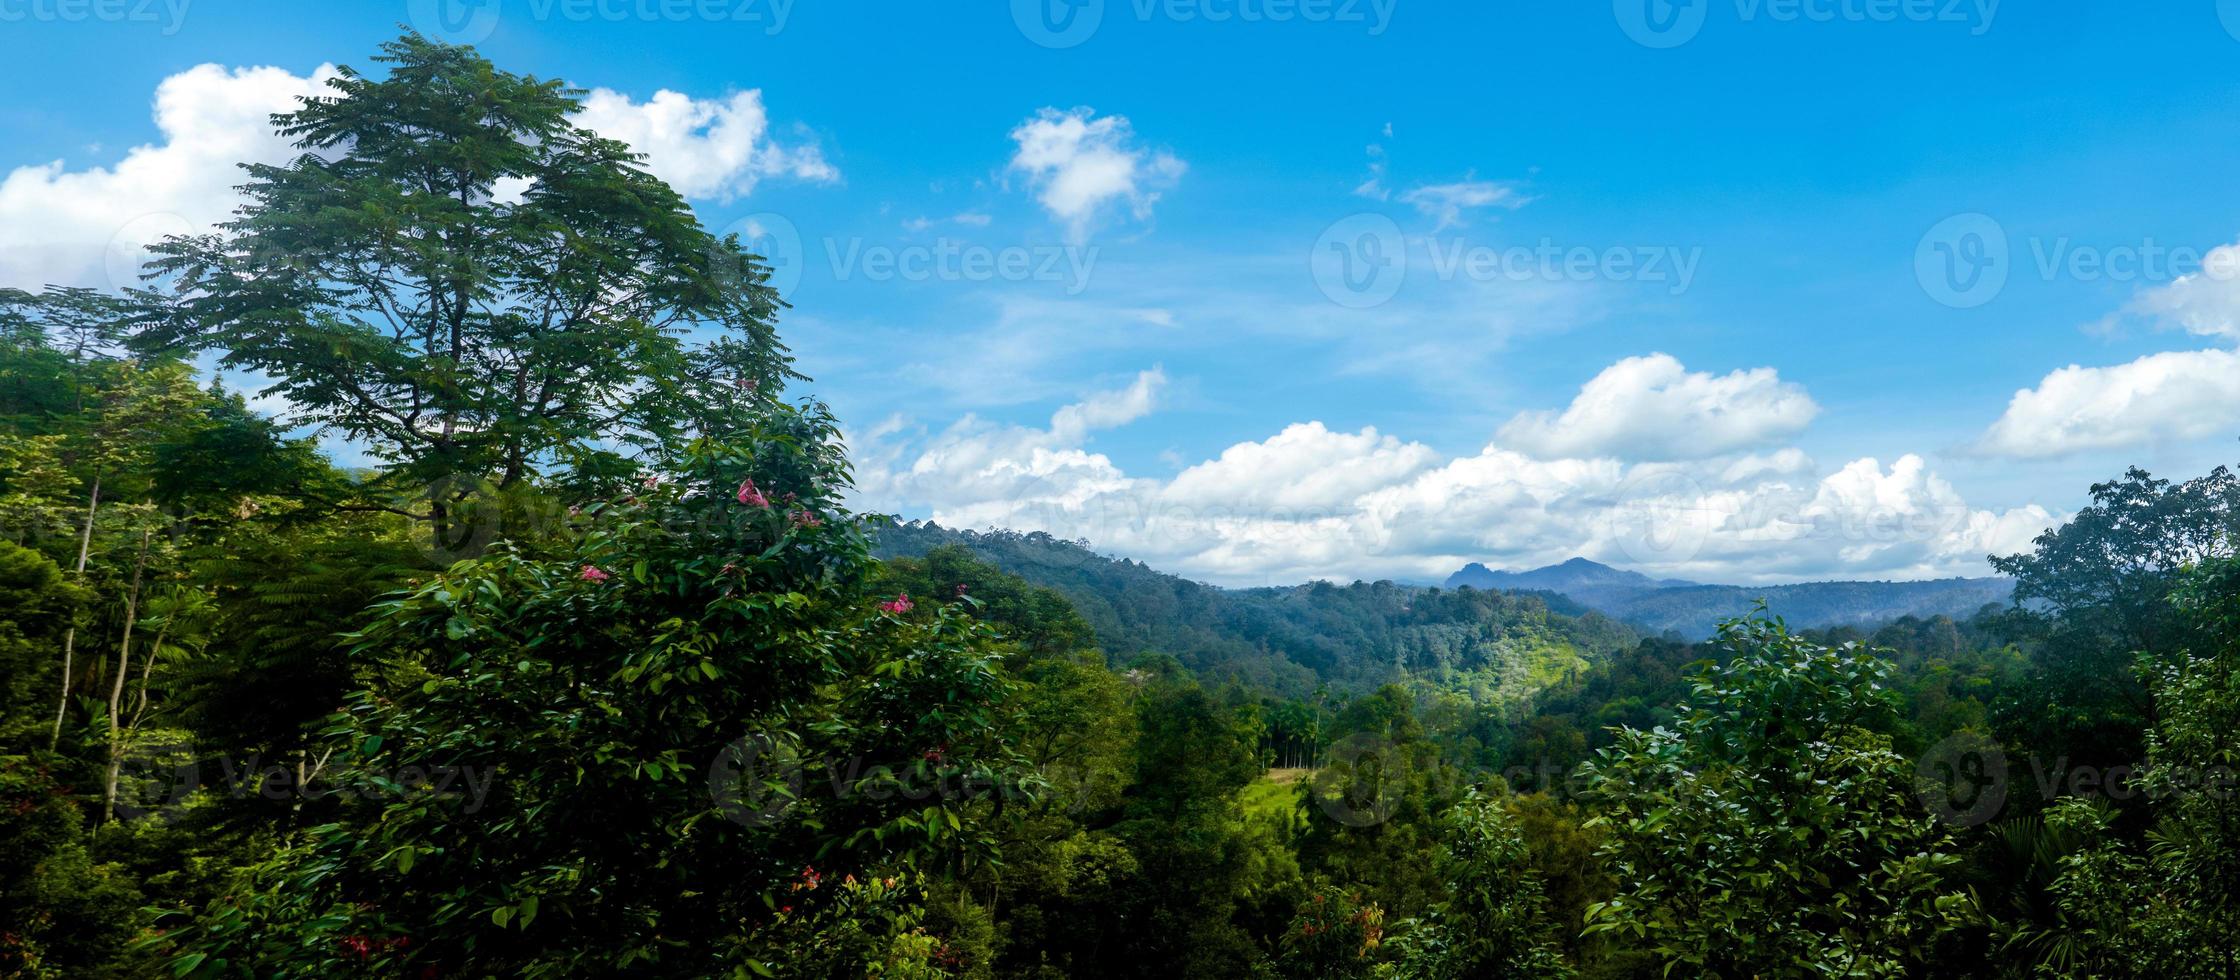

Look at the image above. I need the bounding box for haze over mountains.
[1444,557,2014,639]
[876,523,2014,683]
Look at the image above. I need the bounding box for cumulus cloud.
[1976,348,2240,458]
[1496,354,1821,461]
[1399,177,1526,231]
[2100,238,2240,341]
[1162,422,1439,512]
[0,64,833,289]
[855,363,2050,587]
[0,63,338,290]
[1008,107,1184,241]
[573,88,835,202]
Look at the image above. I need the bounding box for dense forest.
[3,33,2239,979]
[1442,556,2017,640]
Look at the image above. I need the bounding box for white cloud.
[1496,353,1821,461]
[2104,238,2240,341]
[1976,348,2240,458]
[855,364,2050,587]
[573,87,835,202]
[0,62,338,290]
[1008,107,1184,241]
[0,65,832,289]
[902,211,993,232]
[1162,422,1439,511]
[1399,177,1526,231]
[1353,142,1390,201]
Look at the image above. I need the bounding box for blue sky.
[5,2,2240,585]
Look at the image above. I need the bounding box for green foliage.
[7,29,2240,980]
[1384,789,1571,980]
[1579,616,1975,977]
[1275,885,1384,979]
[136,32,792,500]
[1990,464,2240,775]
[0,542,86,741]
[2030,557,2240,980]
[155,410,1038,976]
[875,523,1639,702]
[0,758,146,978]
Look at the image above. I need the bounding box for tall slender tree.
[135,33,792,529]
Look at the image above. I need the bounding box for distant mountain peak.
[1443,557,1692,594]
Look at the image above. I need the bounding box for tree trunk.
[48,472,101,752]
[128,599,172,731]
[101,529,150,823]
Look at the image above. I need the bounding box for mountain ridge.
[1444,557,2013,638]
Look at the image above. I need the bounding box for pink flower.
[579,565,610,583]
[879,592,914,615]
[736,478,769,507]
[789,509,823,529]
[954,583,968,597]
[640,474,660,489]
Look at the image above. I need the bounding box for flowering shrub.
[152,404,1039,977]
[1277,886,1384,978]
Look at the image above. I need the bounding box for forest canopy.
[0,33,2235,980]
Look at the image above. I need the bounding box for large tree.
[136,33,791,519]
[1989,463,2240,774]
[1579,617,1975,977]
